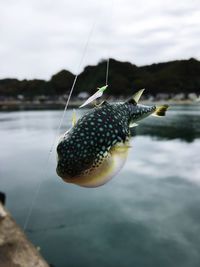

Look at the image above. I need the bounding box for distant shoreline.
[1,58,200,100]
[0,99,198,111]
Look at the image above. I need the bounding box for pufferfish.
[56,89,168,188]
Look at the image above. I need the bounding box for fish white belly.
[62,141,130,188]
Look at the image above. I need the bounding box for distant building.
[77,92,89,99]
[17,94,24,100]
[188,93,197,100]
[156,93,170,100]
[173,93,185,101]
[147,95,155,101]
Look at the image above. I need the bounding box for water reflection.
[0,105,200,267]
[1,104,200,142]
[132,105,200,142]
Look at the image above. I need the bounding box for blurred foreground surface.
[0,202,49,267]
[0,104,200,267]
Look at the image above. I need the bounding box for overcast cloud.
[0,0,200,79]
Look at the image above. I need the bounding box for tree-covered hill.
[0,58,200,97]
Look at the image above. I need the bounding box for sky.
[0,0,200,80]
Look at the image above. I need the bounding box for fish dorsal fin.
[72,109,76,126]
[127,89,145,105]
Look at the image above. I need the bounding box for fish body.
[56,91,164,188]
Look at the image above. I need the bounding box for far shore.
[0,99,199,111]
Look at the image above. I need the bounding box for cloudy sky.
[0,0,200,79]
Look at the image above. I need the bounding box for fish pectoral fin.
[112,142,132,153]
[72,109,77,126]
[152,105,169,117]
[113,146,132,153]
[126,88,145,105]
[129,122,138,128]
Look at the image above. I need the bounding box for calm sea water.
[0,105,200,267]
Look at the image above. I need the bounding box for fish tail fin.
[153,105,169,117]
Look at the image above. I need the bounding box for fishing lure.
[56,88,168,187]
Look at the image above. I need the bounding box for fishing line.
[15,0,115,258]
[23,3,116,233]
[49,21,96,155]
[23,3,115,235]
[105,0,114,86]
[22,22,96,233]
[14,22,97,258]
[106,58,110,85]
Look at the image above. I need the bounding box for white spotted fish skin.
[56,101,156,187]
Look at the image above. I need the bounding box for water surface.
[0,104,200,267]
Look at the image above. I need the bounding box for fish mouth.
[56,159,93,180]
